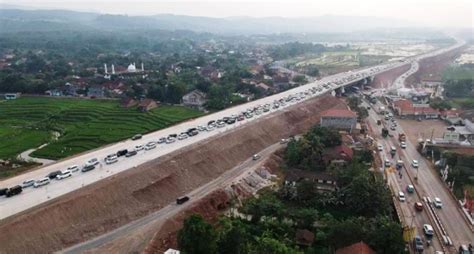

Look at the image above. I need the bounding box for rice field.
[0,97,203,160]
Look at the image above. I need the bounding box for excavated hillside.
[370,63,410,89]
[0,94,347,253]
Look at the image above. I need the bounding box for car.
[68,165,80,172]
[21,179,35,188]
[252,154,261,160]
[81,164,95,172]
[197,125,207,132]
[280,138,289,144]
[412,160,419,168]
[166,137,176,144]
[145,142,157,150]
[206,125,215,131]
[176,196,190,205]
[217,121,226,128]
[434,197,443,208]
[413,235,424,252]
[135,144,144,151]
[384,159,391,167]
[178,133,188,140]
[157,137,167,144]
[390,125,396,131]
[423,224,434,237]
[56,170,72,180]
[415,202,424,211]
[126,150,138,157]
[400,142,407,149]
[407,185,415,193]
[131,134,142,140]
[0,188,7,196]
[105,154,118,164]
[34,177,51,188]
[86,158,99,166]
[377,144,383,151]
[5,185,23,197]
[47,170,62,179]
[116,149,128,157]
[398,191,406,202]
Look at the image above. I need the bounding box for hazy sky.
[3,0,473,27]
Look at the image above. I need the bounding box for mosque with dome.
[103,62,147,79]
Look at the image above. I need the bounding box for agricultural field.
[0,97,203,160]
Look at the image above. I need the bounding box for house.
[392,99,439,119]
[295,229,315,247]
[87,86,105,98]
[164,249,180,254]
[4,93,20,100]
[448,119,474,144]
[182,90,207,110]
[323,145,354,166]
[137,99,158,112]
[285,169,338,192]
[45,89,63,97]
[120,97,138,108]
[256,82,270,91]
[336,241,376,254]
[320,109,357,132]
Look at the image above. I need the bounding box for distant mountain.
[0,8,416,35]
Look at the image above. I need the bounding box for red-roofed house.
[138,99,158,112]
[336,241,376,254]
[392,99,439,119]
[320,109,357,132]
[323,144,354,166]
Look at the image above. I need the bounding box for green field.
[0,97,203,160]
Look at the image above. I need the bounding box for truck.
[5,185,22,197]
[398,133,406,142]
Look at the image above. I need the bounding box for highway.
[0,39,466,221]
[60,140,284,253]
[366,99,473,253]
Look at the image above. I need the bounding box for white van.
[34,177,51,188]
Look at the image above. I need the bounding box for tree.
[178,214,217,254]
[249,233,303,254]
[217,218,250,254]
[347,96,361,110]
[356,106,369,120]
[292,75,307,84]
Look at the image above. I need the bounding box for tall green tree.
[178,214,217,254]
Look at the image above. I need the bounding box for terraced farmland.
[0,97,203,160]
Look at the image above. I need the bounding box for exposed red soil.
[0,94,347,254]
[143,150,286,253]
[370,64,411,89]
[406,46,467,85]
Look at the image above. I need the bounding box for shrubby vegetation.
[178,126,404,254]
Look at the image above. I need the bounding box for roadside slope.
[0,94,347,253]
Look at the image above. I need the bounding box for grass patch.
[0,97,203,160]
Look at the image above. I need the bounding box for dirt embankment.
[143,150,286,254]
[370,63,411,89]
[0,95,347,254]
[406,46,467,85]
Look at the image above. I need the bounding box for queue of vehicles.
[0,63,402,202]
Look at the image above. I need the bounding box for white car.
[400,142,406,149]
[178,133,188,140]
[384,159,391,167]
[206,125,215,131]
[412,160,419,168]
[135,144,144,151]
[67,165,80,172]
[166,137,176,144]
[86,158,99,166]
[21,179,35,188]
[34,177,50,188]
[398,191,406,202]
[145,142,157,150]
[56,170,72,180]
[433,197,443,208]
[377,144,383,151]
[105,154,118,164]
[423,224,434,236]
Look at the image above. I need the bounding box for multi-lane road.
[0,39,466,222]
[366,99,473,253]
